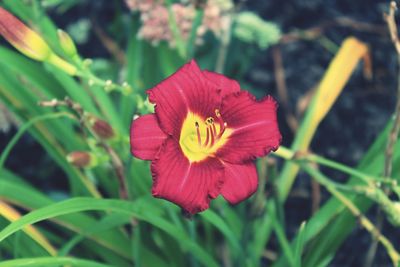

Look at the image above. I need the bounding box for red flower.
[130,60,281,214]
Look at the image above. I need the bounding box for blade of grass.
[201,210,242,260]
[250,200,274,264]
[121,17,143,130]
[165,0,186,59]
[294,222,307,267]
[58,213,131,256]
[277,37,370,202]
[0,197,220,267]
[0,112,75,169]
[187,8,204,58]
[0,257,115,267]
[0,46,64,98]
[0,176,131,259]
[268,202,295,267]
[301,163,400,266]
[271,125,400,266]
[0,201,57,256]
[0,77,100,197]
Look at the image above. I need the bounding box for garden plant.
[0,1,399,266]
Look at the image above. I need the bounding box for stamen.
[215,109,227,140]
[205,117,214,125]
[211,123,217,137]
[217,122,227,139]
[195,122,201,146]
[208,126,215,147]
[203,127,210,147]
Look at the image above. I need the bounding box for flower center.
[179,109,232,162]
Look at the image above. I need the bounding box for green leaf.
[0,176,131,259]
[0,198,220,267]
[294,221,307,267]
[0,257,115,267]
[201,210,241,258]
[234,11,281,49]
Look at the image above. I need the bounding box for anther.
[205,117,214,125]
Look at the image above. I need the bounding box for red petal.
[217,91,281,163]
[151,138,224,214]
[202,70,240,97]
[147,60,221,138]
[221,161,258,204]
[130,114,167,160]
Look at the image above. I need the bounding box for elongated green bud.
[57,29,77,57]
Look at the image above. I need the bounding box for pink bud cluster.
[125,0,230,46]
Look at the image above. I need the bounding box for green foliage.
[233,11,281,50]
[0,1,399,267]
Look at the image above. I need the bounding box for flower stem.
[366,2,400,266]
[273,146,397,188]
[301,164,400,266]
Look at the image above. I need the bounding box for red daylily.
[130,60,281,214]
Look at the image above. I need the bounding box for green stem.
[187,8,204,58]
[0,112,101,198]
[0,112,76,169]
[273,146,397,188]
[268,203,296,267]
[165,0,186,59]
[46,53,77,76]
[301,164,400,266]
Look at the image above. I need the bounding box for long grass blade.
[0,197,220,267]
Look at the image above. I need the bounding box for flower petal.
[221,161,258,204]
[217,91,281,163]
[147,60,221,138]
[151,138,224,214]
[202,70,240,97]
[130,114,168,160]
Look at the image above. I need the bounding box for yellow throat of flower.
[179,110,232,162]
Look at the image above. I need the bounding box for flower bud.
[66,151,94,168]
[57,29,77,58]
[90,118,115,140]
[0,7,77,75]
[0,7,52,61]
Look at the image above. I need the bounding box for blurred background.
[0,0,398,266]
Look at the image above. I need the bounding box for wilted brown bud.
[66,151,92,168]
[90,118,115,139]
